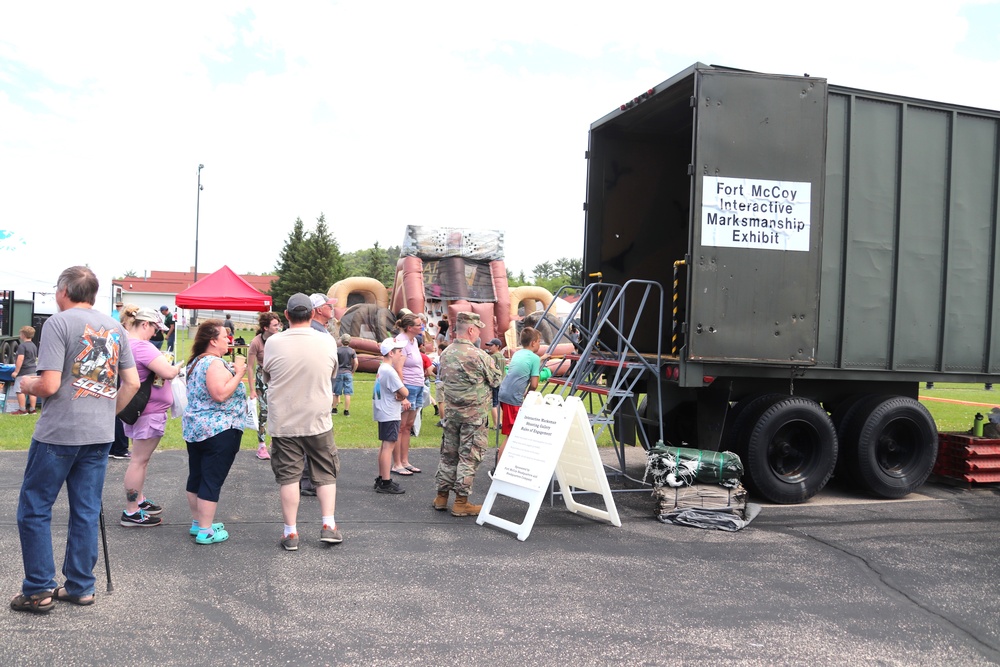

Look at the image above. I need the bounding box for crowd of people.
[9,267,553,613]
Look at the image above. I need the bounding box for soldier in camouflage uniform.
[433,312,502,516]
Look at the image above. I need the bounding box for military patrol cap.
[456,312,486,328]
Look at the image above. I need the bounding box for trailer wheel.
[744,396,837,504]
[1,340,15,364]
[830,394,880,486]
[851,397,938,498]
[721,393,786,462]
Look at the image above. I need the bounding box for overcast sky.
[2,1,998,294]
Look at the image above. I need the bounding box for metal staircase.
[533,279,666,487]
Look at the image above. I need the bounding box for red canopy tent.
[174,265,272,311]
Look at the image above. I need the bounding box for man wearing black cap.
[484,337,505,429]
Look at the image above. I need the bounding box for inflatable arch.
[330,277,390,321]
[508,285,553,320]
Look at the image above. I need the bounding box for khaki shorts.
[270,430,340,486]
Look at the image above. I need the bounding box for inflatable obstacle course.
[332,225,576,374]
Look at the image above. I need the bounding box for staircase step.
[547,378,610,395]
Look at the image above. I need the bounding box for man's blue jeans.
[17,439,111,598]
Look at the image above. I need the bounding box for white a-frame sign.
[477,392,621,541]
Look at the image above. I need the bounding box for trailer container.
[583,63,1000,503]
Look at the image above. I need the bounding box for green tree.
[506,269,528,288]
[302,213,344,292]
[554,258,583,283]
[531,261,556,281]
[342,243,400,287]
[365,241,390,285]
[269,214,345,312]
[530,256,583,295]
[268,217,308,314]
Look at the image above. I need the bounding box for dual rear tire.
[833,396,937,499]
[723,393,937,504]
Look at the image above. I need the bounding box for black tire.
[721,393,786,464]
[744,396,837,504]
[1,340,15,364]
[852,396,938,499]
[830,394,878,486]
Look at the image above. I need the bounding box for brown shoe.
[450,495,482,517]
[432,491,450,511]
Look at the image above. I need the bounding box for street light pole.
[193,163,204,325]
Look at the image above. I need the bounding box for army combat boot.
[432,491,450,511]
[450,495,482,517]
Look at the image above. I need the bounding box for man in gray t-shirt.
[11,266,139,614]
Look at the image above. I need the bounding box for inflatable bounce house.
[329,225,574,373]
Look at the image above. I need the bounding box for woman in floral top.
[182,320,248,545]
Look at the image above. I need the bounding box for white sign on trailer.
[701,176,812,252]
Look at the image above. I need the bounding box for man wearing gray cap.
[263,293,342,550]
[433,312,501,516]
[298,293,339,496]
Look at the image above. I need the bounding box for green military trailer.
[582,63,1000,503]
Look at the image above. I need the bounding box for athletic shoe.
[300,487,317,497]
[189,522,225,537]
[375,479,405,495]
[320,524,343,543]
[10,410,28,415]
[281,533,299,551]
[195,528,229,545]
[27,409,37,414]
[256,444,271,460]
[343,410,350,416]
[138,499,162,516]
[331,408,338,414]
[109,452,131,460]
[120,510,162,527]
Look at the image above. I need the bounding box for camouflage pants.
[435,415,488,497]
[255,366,269,444]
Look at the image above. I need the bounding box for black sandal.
[53,586,95,606]
[10,590,55,614]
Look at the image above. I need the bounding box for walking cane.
[99,503,113,593]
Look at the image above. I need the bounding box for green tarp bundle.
[645,445,744,489]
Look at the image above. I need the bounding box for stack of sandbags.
[645,445,757,531]
[652,483,748,515]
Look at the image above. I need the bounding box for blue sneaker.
[189,522,225,537]
[195,528,229,545]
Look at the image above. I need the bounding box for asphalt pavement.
[1,444,999,666]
